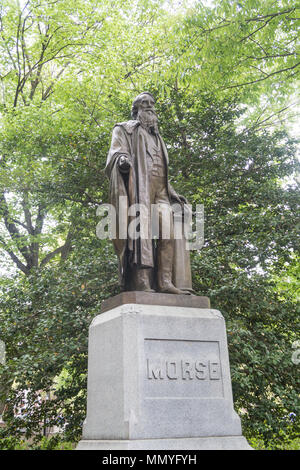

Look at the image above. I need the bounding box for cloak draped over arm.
[105,125,134,284]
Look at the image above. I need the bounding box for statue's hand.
[168,183,188,206]
[178,195,188,205]
[117,155,131,173]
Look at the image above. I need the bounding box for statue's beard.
[137,109,159,135]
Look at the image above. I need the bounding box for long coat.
[105,120,192,290]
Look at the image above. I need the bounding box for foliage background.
[0,0,299,449]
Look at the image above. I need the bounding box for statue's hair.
[131,92,155,119]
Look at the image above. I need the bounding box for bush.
[248,431,300,450]
[0,435,75,450]
[0,436,28,450]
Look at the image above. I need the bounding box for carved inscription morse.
[146,359,221,380]
[143,339,224,398]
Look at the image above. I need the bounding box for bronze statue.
[105,92,193,294]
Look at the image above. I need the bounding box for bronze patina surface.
[106,92,193,295]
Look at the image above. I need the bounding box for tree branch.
[21,191,34,235]
[221,62,300,90]
[34,204,47,235]
[0,192,32,264]
[239,17,273,43]
[0,236,29,275]
[39,229,73,268]
[244,8,296,23]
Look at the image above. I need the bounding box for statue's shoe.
[179,289,194,295]
[159,283,186,295]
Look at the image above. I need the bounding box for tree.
[0,0,167,276]
[158,0,300,128]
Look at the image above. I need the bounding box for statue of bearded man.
[105,92,193,295]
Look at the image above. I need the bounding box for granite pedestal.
[77,293,251,450]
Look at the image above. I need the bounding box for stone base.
[77,436,252,450]
[77,294,251,450]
